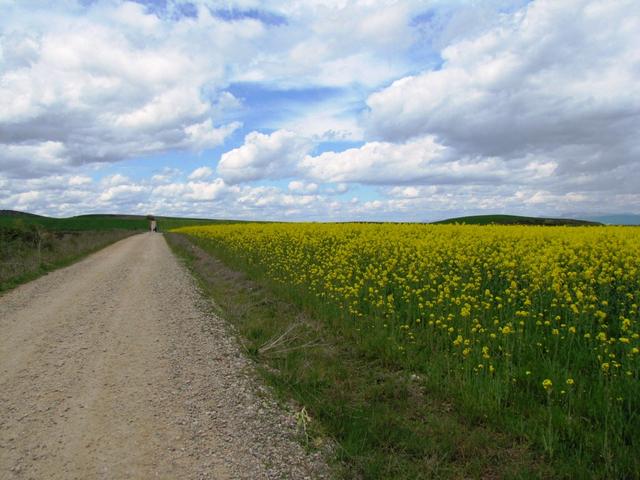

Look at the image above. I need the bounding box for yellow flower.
[542,379,553,391]
[566,378,574,385]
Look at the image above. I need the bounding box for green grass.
[155,216,241,230]
[433,214,601,226]
[0,210,237,231]
[166,232,550,480]
[0,226,136,292]
[0,211,148,231]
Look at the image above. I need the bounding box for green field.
[0,210,229,231]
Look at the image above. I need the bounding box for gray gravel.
[0,232,331,479]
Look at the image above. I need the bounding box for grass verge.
[166,232,550,479]
[1,226,137,293]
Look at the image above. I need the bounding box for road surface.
[0,233,327,479]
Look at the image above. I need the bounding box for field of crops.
[173,223,639,477]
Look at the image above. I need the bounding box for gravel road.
[0,233,329,479]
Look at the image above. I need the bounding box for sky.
[0,0,639,221]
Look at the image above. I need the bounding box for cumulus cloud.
[263,0,640,218]
[300,136,513,185]
[0,142,68,177]
[1,0,639,220]
[98,184,149,204]
[151,167,181,184]
[152,178,231,202]
[229,0,425,88]
[1,0,428,179]
[365,0,640,175]
[188,166,215,181]
[0,2,251,178]
[288,180,319,194]
[217,130,312,183]
[68,175,92,186]
[2,165,638,222]
[183,120,242,150]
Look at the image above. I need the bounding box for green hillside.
[0,211,230,231]
[432,214,601,226]
[0,210,236,292]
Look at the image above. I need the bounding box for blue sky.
[0,0,639,221]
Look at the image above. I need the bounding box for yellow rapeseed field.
[174,223,639,474]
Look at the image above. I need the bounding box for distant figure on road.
[148,215,157,232]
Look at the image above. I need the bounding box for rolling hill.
[0,210,232,231]
[432,214,602,226]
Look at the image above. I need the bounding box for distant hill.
[432,214,602,226]
[0,211,231,231]
[579,214,640,226]
[0,210,46,218]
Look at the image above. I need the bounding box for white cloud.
[0,0,447,179]
[365,0,640,176]
[183,120,242,150]
[0,3,249,177]
[188,166,215,181]
[151,167,181,184]
[101,174,131,187]
[68,175,92,186]
[152,178,233,202]
[1,0,639,220]
[217,130,312,183]
[288,180,319,194]
[228,1,423,89]
[2,166,639,222]
[301,136,511,185]
[185,179,230,201]
[387,186,438,199]
[98,184,149,203]
[0,141,68,176]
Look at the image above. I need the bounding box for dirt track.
[0,233,328,479]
